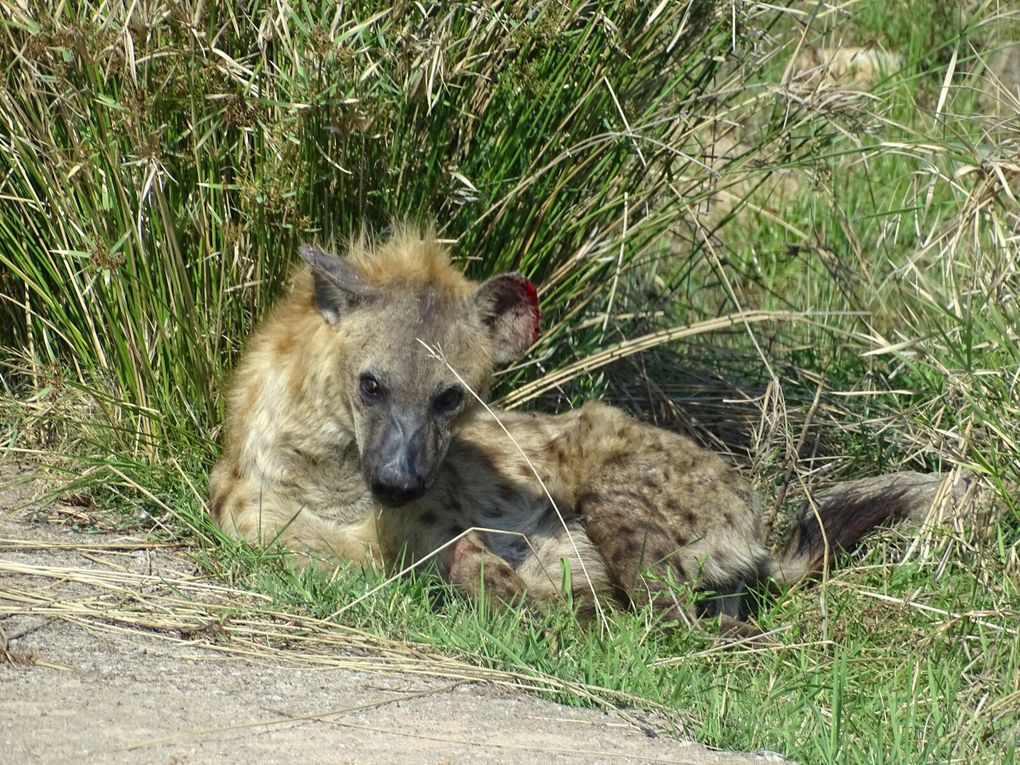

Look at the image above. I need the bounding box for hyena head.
[299,232,539,507]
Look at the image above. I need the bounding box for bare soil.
[0,463,792,764]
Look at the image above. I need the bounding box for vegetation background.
[1,1,1017,762]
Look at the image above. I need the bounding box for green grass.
[2,1,1019,763]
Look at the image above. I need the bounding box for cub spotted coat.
[210,230,929,627]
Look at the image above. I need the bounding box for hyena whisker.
[418,338,609,629]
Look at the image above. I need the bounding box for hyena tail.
[768,471,965,585]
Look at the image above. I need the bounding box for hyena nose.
[370,464,426,507]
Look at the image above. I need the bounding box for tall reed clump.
[0,1,818,463]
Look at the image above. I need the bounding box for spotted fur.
[210,228,936,628]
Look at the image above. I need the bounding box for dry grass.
[0,536,682,726]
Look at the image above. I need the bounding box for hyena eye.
[433,386,464,415]
[359,373,382,402]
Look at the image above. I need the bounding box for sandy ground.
[0,463,792,765]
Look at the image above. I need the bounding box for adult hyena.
[210,228,943,628]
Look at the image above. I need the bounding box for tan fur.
[210,229,926,626]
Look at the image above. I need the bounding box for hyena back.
[210,229,930,627]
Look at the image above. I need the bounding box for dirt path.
[0,464,791,764]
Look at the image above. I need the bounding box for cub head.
[299,235,539,507]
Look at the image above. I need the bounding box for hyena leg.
[447,531,530,606]
[512,516,613,618]
[576,485,767,632]
[590,524,764,637]
[574,488,691,617]
[447,519,613,617]
[210,468,379,568]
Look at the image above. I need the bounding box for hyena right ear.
[299,244,376,325]
[472,273,541,365]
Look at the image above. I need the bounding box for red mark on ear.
[514,275,541,343]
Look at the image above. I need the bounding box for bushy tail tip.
[769,471,969,585]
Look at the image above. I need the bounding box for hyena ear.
[472,273,540,365]
[299,244,376,324]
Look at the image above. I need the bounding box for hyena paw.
[448,530,489,582]
[447,530,526,604]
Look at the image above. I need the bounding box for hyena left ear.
[472,273,540,365]
[299,244,376,325]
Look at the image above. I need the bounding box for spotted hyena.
[209,228,937,629]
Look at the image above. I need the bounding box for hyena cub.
[210,229,936,628]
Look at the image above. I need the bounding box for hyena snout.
[365,412,447,506]
[371,463,425,506]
